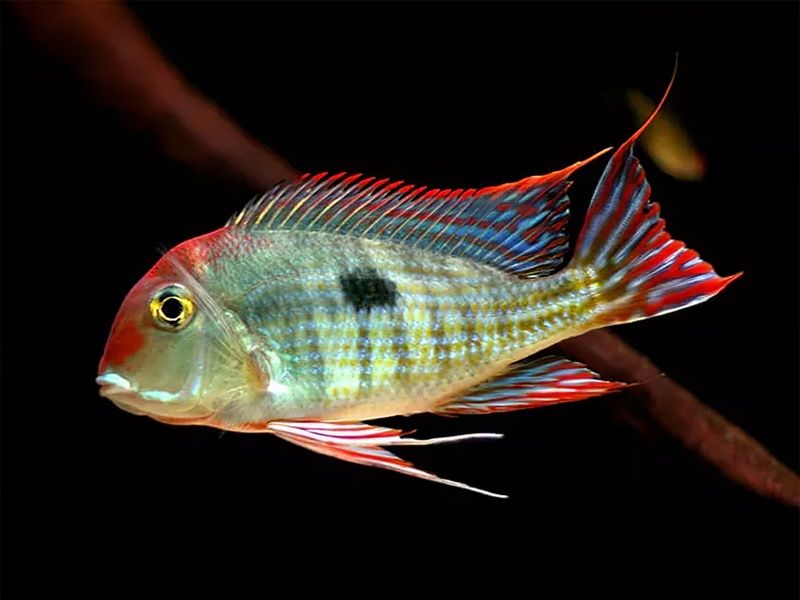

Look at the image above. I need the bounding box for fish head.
[97,248,259,423]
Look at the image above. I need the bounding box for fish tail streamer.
[568,63,740,327]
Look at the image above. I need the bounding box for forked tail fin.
[569,65,740,326]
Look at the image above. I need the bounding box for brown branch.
[11,0,298,190]
[13,0,798,506]
[558,331,800,507]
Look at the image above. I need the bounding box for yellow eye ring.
[150,287,195,330]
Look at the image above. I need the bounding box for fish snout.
[96,372,134,398]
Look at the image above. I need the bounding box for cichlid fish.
[97,73,739,497]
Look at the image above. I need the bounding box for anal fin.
[436,355,628,415]
[266,421,507,498]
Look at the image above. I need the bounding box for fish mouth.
[96,372,134,397]
[96,373,151,416]
[96,372,212,419]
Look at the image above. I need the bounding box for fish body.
[136,228,599,424]
[97,72,738,497]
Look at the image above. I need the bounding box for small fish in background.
[625,88,707,181]
[96,70,738,498]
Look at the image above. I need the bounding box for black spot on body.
[339,267,398,312]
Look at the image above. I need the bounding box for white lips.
[96,372,180,403]
[96,372,133,397]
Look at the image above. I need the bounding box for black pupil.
[160,297,184,321]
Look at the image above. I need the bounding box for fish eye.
[149,285,195,330]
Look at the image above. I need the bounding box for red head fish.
[98,67,739,497]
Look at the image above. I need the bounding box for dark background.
[3,3,798,598]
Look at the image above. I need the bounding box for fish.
[97,71,739,498]
[625,88,706,181]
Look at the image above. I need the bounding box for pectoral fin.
[267,420,507,498]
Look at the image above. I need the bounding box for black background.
[3,3,798,599]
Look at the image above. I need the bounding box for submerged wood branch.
[13,0,798,506]
[11,0,297,191]
[558,331,799,507]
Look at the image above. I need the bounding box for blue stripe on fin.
[436,355,627,415]
[228,148,610,278]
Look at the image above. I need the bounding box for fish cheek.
[139,327,202,390]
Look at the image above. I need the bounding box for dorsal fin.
[227,148,610,277]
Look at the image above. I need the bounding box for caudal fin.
[569,66,740,326]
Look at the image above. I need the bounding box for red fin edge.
[570,60,740,325]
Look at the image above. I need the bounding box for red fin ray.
[436,355,627,415]
[570,64,740,325]
[228,148,610,278]
[266,421,506,498]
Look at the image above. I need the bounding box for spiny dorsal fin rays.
[227,146,611,278]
